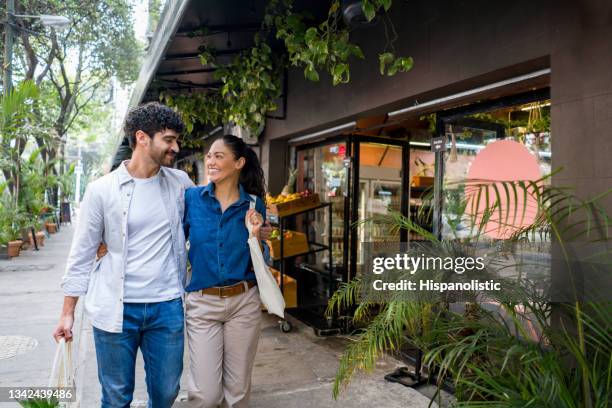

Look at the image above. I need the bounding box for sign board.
[431,136,446,152]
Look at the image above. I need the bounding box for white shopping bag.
[48,338,74,390]
[246,195,285,318]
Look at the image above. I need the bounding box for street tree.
[7,0,140,202]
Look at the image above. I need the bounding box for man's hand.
[53,296,78,342]
[53,314,74,342]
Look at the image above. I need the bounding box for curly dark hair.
[124,102,185,149]
[218,135,267,200]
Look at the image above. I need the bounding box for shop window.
[441,99,551,240]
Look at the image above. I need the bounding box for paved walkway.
[0,224,439,407]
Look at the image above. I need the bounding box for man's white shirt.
[61,161,194,333]
[123,172,181,303]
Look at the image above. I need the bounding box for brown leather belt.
[200,281,256,298]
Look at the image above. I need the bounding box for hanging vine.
[162,0,414,139]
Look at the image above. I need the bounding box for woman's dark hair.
[124,102,185,149]
[217,135,267,199]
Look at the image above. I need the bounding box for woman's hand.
[96,243,108,260]
[246,209,264,239]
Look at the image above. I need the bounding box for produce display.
[268,229,294,241]
[265,230,309,259]
[266,190,313,205]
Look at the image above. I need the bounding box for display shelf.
[269,202,343,335]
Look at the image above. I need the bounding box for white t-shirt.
[123,173,181,302]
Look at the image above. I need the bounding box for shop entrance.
[350,139,409,280]
[289,137,411,331]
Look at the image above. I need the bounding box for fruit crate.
[411,176,434,187]
[266,230,310,260]
[269,267,297,308]
[266,193,320,218]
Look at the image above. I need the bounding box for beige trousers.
[185,284,262,408]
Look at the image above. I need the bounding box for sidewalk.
[0,225,439,408]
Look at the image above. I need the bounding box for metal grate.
[0,335,38,360]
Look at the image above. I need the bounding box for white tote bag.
[49,338,73,388]
[246,195,285,318]
[48,338,74,406]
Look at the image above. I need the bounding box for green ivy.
[163,0,414,137]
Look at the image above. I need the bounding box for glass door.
[352,140,409,278]
[296,140,348,273]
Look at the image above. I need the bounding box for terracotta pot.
[30,231,46,247]
[45,223,57,234]
[37,231,46,247]
[8,240,22,258]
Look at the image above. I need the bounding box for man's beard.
[153,150,176,166]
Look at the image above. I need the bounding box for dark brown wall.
[264,0,553,139]
[549,0,612,212]
[261,0,612,209]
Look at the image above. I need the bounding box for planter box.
[269,267,297,308]
[266,194,320,218]
[411,176,434,187]
[266,231,309,260]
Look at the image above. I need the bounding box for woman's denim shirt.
[184,183,269,292]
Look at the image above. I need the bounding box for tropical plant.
[326,172,611,407]
[0,80,40,204]
[0,189,28,244]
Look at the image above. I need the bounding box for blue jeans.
[93,298,184,408]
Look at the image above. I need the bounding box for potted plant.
[35,218,46,247]
[0,221,24,258]
[45,221,58,234]
[0,197,25,258]
[0,226,22,258]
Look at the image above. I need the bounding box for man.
[54,102,194,407]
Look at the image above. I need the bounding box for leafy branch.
[163,0,414,136]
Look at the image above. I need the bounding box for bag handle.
[246,195,257,237]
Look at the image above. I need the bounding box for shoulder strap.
[249,194,256,210]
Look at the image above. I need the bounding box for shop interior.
[268,88,551,333]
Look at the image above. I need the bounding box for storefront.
[273,82,552,331]
[120,0,611,334]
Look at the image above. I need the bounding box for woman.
[183,135,269,408]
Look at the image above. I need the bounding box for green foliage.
[0,80,40,203]
[4,1,138,210]
[18,398,59,408]
[327,173,612,405]
[269,0,365,86]
[362,0,393,21]
[0,194,28,243]
[164,0,413,137]
[17,0,140,85]
[216,36,282,131]
[161,36,282,141]
[379,53,413,76]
